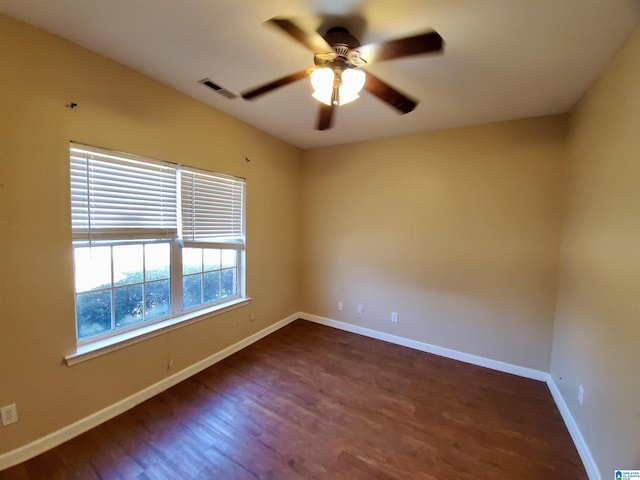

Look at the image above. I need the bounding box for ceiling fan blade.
[363,72,418,114]
[359,31,443,64]
[241,69,311,100]
[268,17,332,53]
[316,103,335,130]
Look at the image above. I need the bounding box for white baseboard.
[299,312,548,381]
[0,313,299,471]
[546,377,601,480]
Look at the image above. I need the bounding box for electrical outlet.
[391,312,398,323]
[338,302,343,311]
[357,305,363,315]
[577,385,584,405]
[1,404,18,426]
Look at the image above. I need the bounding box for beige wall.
[301,116,566,371]
[0,15,302,453]
[551,24,640,476]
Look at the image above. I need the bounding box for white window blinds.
[180,167,245,249]
[70,143,178,241]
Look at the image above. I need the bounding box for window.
[70,142,245,344]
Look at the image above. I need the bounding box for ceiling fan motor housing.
[315,27,366,69]
[324,27,360,48]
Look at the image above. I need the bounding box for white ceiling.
[1,0,638,149]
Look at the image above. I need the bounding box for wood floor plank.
[0,320,587,479]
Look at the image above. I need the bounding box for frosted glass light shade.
[311,67,366,106]
[310,68,334,105]
[340,68,366,103]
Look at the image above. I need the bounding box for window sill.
[64,297,251,366]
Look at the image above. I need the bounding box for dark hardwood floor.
[1,320,587,479]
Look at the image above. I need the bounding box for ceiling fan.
[241,17,444,131]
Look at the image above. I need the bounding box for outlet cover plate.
[1,404,18,426]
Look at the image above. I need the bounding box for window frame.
[69,142,247,350]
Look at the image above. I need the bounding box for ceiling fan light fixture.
[311,67,366,106]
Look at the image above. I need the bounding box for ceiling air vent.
[198,78,238,99]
